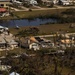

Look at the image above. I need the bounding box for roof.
[61,39,74,44]
[0,0,10,2]
[0,8,7,12]
[0,26,4,29]
[30,37,38,42]
[9,40,18,45]
[0,37,6,44]
[10,72,19,75]
[5,37,18,45]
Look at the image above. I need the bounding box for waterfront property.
[0,0,10,8]
[59,0,75,5]
[12,0,22,6]
[41,0,53,6]
[20,36,54,50]
[0,28,18,51]
[22,0,38,6]
[0,26,8,32]
[0,37,6,51]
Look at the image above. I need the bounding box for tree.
[36,0,42,5]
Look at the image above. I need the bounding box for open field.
[0,8,66,20]
[9,23,75,35]
[12,9,65,19]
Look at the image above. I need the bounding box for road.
[10,5,75,11]
[35,32,75,38]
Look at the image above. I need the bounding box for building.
[41,0,53,6]
[59,0,75,5]
[23,0,38,5]
[12,0,22,6]
[10,72,20,75]
[0,26,8,32]
[29,0,38,5]
[53,0,59,4]
[0,0,10,8]
[29,42,40,50]
[0,37,6,51]
[5,37,18,50]
[0,30,18,50]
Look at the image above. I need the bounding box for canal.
[0,18,58,27]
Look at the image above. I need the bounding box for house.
[41,0,53,6]
[29,0,38,5]
[0,35,18,50]
[10,72,20,75]
[0,37,6,50]
[21,36,55,50]
[53,0,59,4]
[0,26,9,32]
[23,0,38,6]
[29,42,40,50]
[0,26,4,32]
[60,38,75,47]
[12,0,22,6]
[27,37,40,50]
[5,37,18,50]
[0,0,10,8]
[59,0,75,5]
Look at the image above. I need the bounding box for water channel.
[0,18,58,28]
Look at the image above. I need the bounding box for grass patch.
[9,23,75,35]
[0,8,66,20]
[12,9,66,19]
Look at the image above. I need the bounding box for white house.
[0,26,4,32]
[53,0,59,4]
[29,42,40,51]
[30,0,38,5]
[59,0,75,5]
[0,26,9,32]
[23,0,38,5]
[12,0,22,6]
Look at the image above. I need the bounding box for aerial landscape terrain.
[0,0,75,75]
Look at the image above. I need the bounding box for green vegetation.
[9,23,75,35]
[16,27,39,37]
[1,48,75,75]
[13,8,68,20]
[0,9,66,20]
[0,8,75,75]
[62,8,75,15]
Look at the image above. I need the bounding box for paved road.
[35,32,75,38]
[10,5,75,11]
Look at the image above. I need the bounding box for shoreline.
[9,23,75,35]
